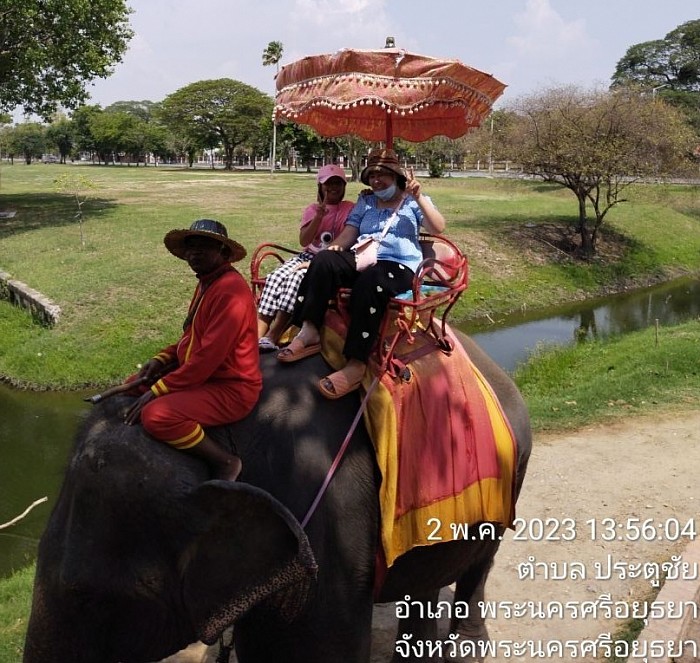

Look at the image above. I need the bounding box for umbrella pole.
[386,113,393,150]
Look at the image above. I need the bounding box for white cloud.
[508,0,593,58]
[293,0,373,20]
[274,0,394,75]
[496,0,603,99]
[289,0,389,45]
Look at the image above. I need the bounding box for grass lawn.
[515,318,700,430]
[0,566,33,663]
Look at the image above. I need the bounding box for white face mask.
[375,184,397,201]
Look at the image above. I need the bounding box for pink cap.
[317,164,347,183]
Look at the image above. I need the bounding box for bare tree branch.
[0,497,48,530]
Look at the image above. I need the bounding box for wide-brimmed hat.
[163,219,246,263]
[360,148,407,185]
[317,164,347,183]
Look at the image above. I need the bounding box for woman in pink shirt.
[257,165,354,352]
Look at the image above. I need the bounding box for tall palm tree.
[262,41,284,174]
[262,41,284,71]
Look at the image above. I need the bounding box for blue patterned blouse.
[346,193,436,273]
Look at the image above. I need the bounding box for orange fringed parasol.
[274,46,506,148]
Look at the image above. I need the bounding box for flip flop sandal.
[277,337,322,363]
[258,336,279,353]
[318,371,362,400]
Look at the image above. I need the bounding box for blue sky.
[83,0,697,109]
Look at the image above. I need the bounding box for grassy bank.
[515,318,700,430]
[1,163,700,389]
[0,566,32,662]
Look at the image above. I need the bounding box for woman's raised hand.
[406,167,421,199]
[315,190,328,218]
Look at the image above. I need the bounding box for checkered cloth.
[257,251,314,317]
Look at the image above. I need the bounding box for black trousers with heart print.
[291,249,414,361]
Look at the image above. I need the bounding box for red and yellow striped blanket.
[320,310,517,567]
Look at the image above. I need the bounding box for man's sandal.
[318,371,362,399]
[277,336,322,363]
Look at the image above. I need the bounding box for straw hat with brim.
[164,219,246,263]
[360,148,407,185]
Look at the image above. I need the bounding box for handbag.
[351,206,400,272]
[352,236,380,271]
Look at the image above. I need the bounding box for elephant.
[24,331,531,663]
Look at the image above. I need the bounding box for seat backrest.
[418,236,465,283]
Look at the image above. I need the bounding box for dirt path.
[486,410,699,656]
[168,410,700,662]
[368,410,700,661]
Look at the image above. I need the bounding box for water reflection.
[0,386,88,577]
[460,277,700,373]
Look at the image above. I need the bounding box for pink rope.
[300,376,380,529]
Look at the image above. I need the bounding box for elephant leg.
[391,588,440,663]
[446,540,501,663]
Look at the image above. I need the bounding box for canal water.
[1,277,699,578]
[0,387,88,576]
[461,277,700,373]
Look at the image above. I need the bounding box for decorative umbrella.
[274,44,506,148]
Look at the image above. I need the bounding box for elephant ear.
[181,481,317,645]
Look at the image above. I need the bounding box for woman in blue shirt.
[277,148,446,399]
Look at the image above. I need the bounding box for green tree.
[53,172,97,247]
[121,117,150,165]
[414,138,455,177]
[0,114,12,191]
[275,123,297,170]
[0,124,14,162]
[262,41,284,70]
[335,136,371,181]
[165,133,200,168]
[247,115,275,171]
[506,86,695,257]
[104,100,158,122]
[612,20,700,90]
[0,1,133,118]
[89,110,137,164]
[262,41,284,172]
[71,105,103,162]
[10,122,46,164]
[142,123,172,165]
[45,116,74,163]
[103,101,172,164]
[158,79,273,170]
[285,124,323,172]
[611,20,700,132]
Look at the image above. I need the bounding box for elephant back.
[206,352,380,527]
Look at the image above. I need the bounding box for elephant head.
[24,396,317,663]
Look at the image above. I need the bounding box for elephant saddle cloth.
[320,309,517,568]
